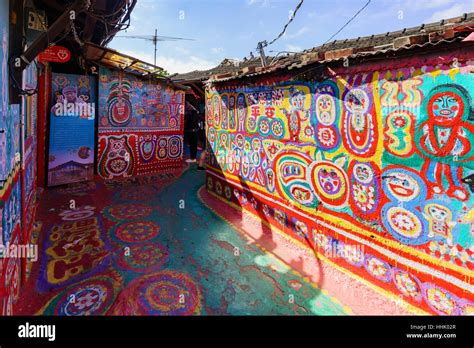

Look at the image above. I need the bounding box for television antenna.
[116,28,195,66]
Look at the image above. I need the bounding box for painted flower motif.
[393,270,422,300]
[271,121,284,137]
[426,287,456,315]
[391,211,416,230]
[318,127,336,147]
[365,256,391,281]
[259,119,270,134]
[393,115,407,128]
[353,184,375,211]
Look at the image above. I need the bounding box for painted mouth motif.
[290,185,312,202]
[388,183,414,197]
[439,109,453,116]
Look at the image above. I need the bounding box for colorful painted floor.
[16,165,349,315]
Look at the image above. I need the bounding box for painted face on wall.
[385,172,420,202]
[275,152,317,207]
[426,204,450,222]
[316,94,336,126]
[317,165,343,195]
[428,91,464,124]
[353,163,374,184]
[344,88,369,113]
[310,154,349,208]
[290,89,305,110]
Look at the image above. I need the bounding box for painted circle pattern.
[105,204,153,220]
[111,270,201,315]
[116,243,168,273]
[115,221,160,243]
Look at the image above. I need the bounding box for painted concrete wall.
[0,0,39,315]
[97,66,185,179]
[206,47,473,315]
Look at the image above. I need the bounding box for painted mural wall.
[0,0,23,315]
[0,0,41,315]
[97,66,185,179]
[206,49,474,315]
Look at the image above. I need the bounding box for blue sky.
[109,0,473,73]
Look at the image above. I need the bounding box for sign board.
[47,73,96,187]
[38,46,71,64]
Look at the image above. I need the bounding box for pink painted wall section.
[205,47,474,315]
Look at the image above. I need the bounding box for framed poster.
[47,73,96,186]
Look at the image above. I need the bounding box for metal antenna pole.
[257,41,268,67]
[154,28,158,66]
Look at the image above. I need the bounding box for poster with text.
[48,73,96,186]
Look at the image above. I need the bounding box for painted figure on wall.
[348,160,382,220]
[98,135,134,179]
[415,84,474,201]
[423,202,456,245]
[107,72,132,127]
[236,93,246,133]
[313,83,341,151]
[281,88,308,142]
[342,86,378,157]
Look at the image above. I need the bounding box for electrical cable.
[323,0,371,45]
[265,0,304,47]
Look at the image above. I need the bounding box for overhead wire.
[323,0,372,45]
[264,0,305,47]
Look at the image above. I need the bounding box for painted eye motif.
[330,171,338,179]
